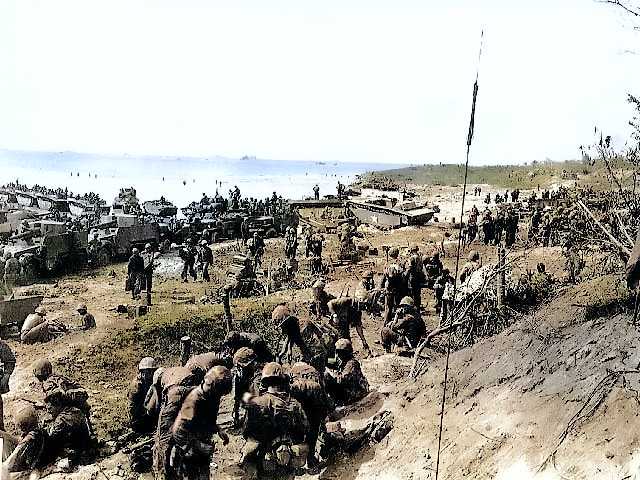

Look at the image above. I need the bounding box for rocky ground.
[2,179,638,479]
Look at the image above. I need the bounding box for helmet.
[335,339,353,354]
[145,243,152,249]
[138,357,158,370]
[33,358,52,380]
[271,305,291,324]
[261,362,287,384]
[76,303,87,312]
[34,306,47,316]
[203,365,232,390]
[233,347,256,367]
[15,405,38,433]
[312,279,326,290]
[400,296,415,307]
[389,247,400,259]
[200,239,208,246]
[152,367,165,385]
[131,247,140,254]
[224,330,240,346]
[468,250,480,261]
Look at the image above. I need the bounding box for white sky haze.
[0,0,638,165]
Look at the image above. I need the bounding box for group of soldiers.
[125,300,372,480]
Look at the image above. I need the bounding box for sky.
[0,0,638,166]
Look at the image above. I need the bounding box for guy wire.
[435,30,483,480]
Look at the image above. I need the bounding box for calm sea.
[1,150,408,211]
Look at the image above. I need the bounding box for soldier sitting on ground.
[21,307,67,344]
[32,358,92,472]
[76,303,96,330]
[380,296,426,352]
[323,339,370,407]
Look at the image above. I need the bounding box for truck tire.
[97,247,112,267]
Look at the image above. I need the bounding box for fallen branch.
[576,200,631,257]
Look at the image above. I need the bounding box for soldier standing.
[128,357,159,435]
[197,240,212,282]
[179,241,197,283]
[141,243,156,305]
[313,184,320,200]
[127,247,144,299]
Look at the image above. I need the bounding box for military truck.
[4,223,89,280]
[245,210,299,239]
[89,215,160,267]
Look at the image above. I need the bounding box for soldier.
[76,303,96,330]
[149,367,197,480]
[423,252,443,288]
[127,247,144,299]
[179,241,197,283]
[313,184,320,200]
[248,232,265,270]
[309,233,324,274]
[197,239,212,282]
[459,250,481,284]
[141,243,156,305]
[224,331,274,364]
[380,296,426,352]
[327,297,371,356]
[184,351,233,379]
[288,362,333,468]
[323,339,369,407]
[128,357,159,435]
[5,405,47,473]
[231,347,262,428]
[406,245,425,311]
[482,210,495,246]
[362,270,376,291]
[433,268,455,317]
[284,227,298,260]
[240,362,310,479]
[273,304,328,374]
[4,252,20,286]
[0,340,16,430]
[310,279,335,320]
[32,358,92,470]
[171,366,233,480]
[380,261,405,325]
[21,306,53,344]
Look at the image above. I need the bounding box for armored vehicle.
[89,215,160,266]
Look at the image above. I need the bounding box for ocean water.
[1,150,408,211]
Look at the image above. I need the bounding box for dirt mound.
[348,278,640,479]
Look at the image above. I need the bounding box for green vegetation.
[56,297,286,440]
[368,159,637,192]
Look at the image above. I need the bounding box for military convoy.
[88,216,161,267]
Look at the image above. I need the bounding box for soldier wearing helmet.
[32,358,92,469]
[324,339,369,407]
[196,238,213,282]
[327,297,371,356]
[240,362,310,478]
[406,246,426,311]
[287,362,332,468]
[224,331,273,364]
[284,225,298,260]
[310,279,335,320]
[171,366,233,479]
[5,405,47,473]
[127,357,159,434]
[272,305,323,372]
[76,303,96,330]
[381,296,426,353]
[140,243,157,306]
[231,347,261,427]
[380,258,406,325]
[127,246,144,300]
[0,340,15,430]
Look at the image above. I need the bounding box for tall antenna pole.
[435,30,483,480]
